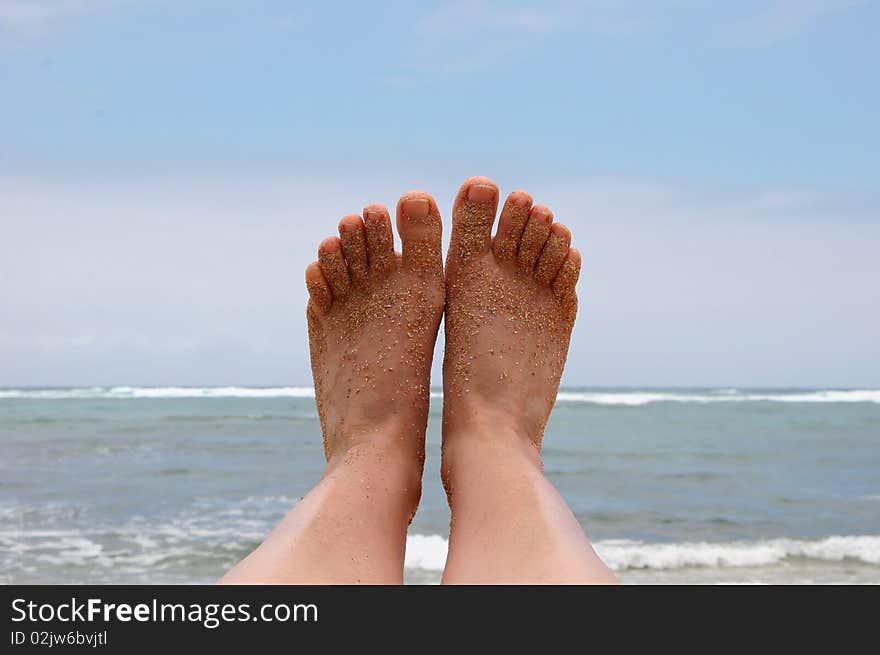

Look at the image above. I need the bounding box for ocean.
[1,387,878,584]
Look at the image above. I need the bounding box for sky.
[1,0,878,388]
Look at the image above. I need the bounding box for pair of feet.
[222,176,613,583]
[305,176,580,518]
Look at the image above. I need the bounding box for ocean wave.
[0,386,317,400]
[555,390,880,405]
[595,536,880,570]
[401,534,880,572]
[404,534,450,571]
[0,496,298,582]
[3,509,879,580]
[1,387,879,403]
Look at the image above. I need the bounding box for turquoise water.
[1,387,879,584]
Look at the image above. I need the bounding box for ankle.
[325,441,424,516]
[324,413,426,470]
[441,395,545,452]
[440,426,542,497]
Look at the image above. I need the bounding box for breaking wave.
[0,386,316,400]
[2,387,879,404]
[402,534,880,572]
[555,389,880,406]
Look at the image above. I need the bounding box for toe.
[552,247,581,308]
[535,222,571,284]
[363,204,395,273]
[396,191,443,277]
[492,190,533,262]
[318,236,351,299]
[338,214,368,284]
[516,205,553,272]
[448,176,499,265]
[305,261,332,314]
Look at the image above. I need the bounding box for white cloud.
[1,169,878,387]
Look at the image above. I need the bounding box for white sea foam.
[404,534,449,571]
[0,386,316,400]
[2,386,879,403]
[401,534,880,572]
[555,389,880,405]
[594,536,880,570]
[3,512,879,580]
[0,386,880,407]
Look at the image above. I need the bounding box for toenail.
[403,197,430,219]
[533,206,553,221]
[339,217,361,233]
[318,237,342,255]
[467,184,496,203]
[512,193,531,208]
[551,222,570,237]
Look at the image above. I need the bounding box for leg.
[440,177,616,584]
[220,443,421,584]
[221,193,445,584]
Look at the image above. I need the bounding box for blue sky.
[2,0,879,387]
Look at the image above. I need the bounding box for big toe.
[396,192,443,277]
[448,176,499,267]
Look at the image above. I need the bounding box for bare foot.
[219,195,443,584]
[306,192,445,511]
[438,177,613,584]
[442,176,580,458]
